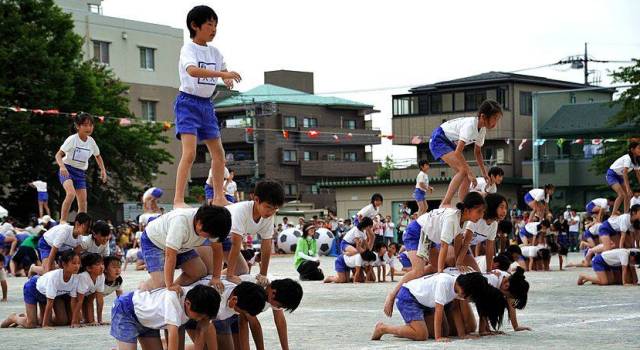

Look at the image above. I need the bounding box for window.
[284,184,298,196]
[139,47,155,70]
[465,90,486,111]
[454,92,465,112]
[570,93,576,104]
[483,147,494,161]
[195,145,207,163]
[418,95,429,114]
[92,40,110,64]
[519,91,532,116]
[303,151,318,161]
[344,120,356,129]
[327,153,336,161]
[283,116,297,128]
[497,88,509,109]
[140,100,157,121]
[224,115,252,128]
[303,117,318,128]
[392,96,419,115]
[430,94,442,114]
[442,93,453,113]
[283,150,297,162]
[310,184,319,194]
[344,152,357,161]
[88,4,102,14]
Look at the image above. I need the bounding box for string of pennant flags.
[0,104,625,149]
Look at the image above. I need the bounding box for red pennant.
[572,139,583,144]
[98,116,105,123]
[44,109,59,115]
[70,112,77,117]
[32,109,44,115]
[282,130,289,139]
[386,134,395,140]
[333,134,339,143]
[592,139,602,145]
[162,121,172,131]
[307,130,319,138]
[9,106,24,112]
[246,127,254,134]
[119,118,131,126]
[346,132,353,139]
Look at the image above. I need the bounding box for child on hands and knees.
[71,253,107,327]
[173,5,242,208]
[429,100,502,207]
[37,213,92,274]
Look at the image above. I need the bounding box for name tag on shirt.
[197,62,217,85]
[72,147,92,164]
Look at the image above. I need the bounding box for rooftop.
[539,101,633,137]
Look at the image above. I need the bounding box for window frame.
[92,40,110,65]
[139,47,156,71]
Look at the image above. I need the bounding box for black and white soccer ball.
[277,228,302,254]
[314,227,335,256]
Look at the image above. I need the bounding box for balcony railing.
[300,160,378,177]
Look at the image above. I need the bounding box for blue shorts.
[111,292,160,344]
[598,221,618,237]
[429,127,457,161]
[585,201,597,214]
[413,188,426,201]
[399,252,412,268]
[225,194,235,203]
[339,240,354,253]
[37,238,53,260]
[174,92,220,141]
[402,220,422,251]
[519,227,532,240]
[58,164,87,190]
[37,192,48,201]
[606,169,624,186]
[204,183,214,201]
[591,255,610,272]
[583,230,595,240]
[524,192,535,204]
[334,255,348,273]
[221,236,233,251]
[23,276,47,305]
[396,287,433,323]
[185,315,239,334]
[140,231,200,273]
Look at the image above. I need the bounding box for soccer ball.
[277,228,301,254]
[314,227,335,256]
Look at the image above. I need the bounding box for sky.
[101,0,639,166]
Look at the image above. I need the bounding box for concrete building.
[209,70,381,210]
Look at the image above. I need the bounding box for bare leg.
[174,134,197,208]
[577,271,609,285]
[38,201,44,218]
[372,320,428,341]
[440,152,468,206]
[204,138,230,207]
[75,188,88,213]
[611,184,625,215]
[60,180,76,223]
[43,201,51,216]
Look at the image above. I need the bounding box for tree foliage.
[376,156,394,180]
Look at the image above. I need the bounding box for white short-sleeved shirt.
[225,181,237,196]
[77,271,105,295]
[80,235,110,256]
[145,208,207,253]
[357,204,379,219]
[609,154,640,176]
[31,180,48,192]
[568,215,580,232]
[132,288,189,329]
[343,226,366,245]
[484,270,510,289]
[601,248,631,266]
[43,223,82,251]
[440,116,487,146]
[588,223,601,235]
[384,222,395,238]
[227,201,274,240]
[178,41,226,98]
[207,167,230,187]
[417,208,464,245]
[139,213,161,227]
[36,269,79,299]
[527,189,547,203]
[415,171,429,189]
[467,219,498,245]
[590,198,609,211]
[60,134,100,171]
[469,177,497,194]
[521,245,540,258]
[0,222,13,235]
[523,222,539,236]
[607,214,632,233]
[631,196,640,207]
[102,277,123,296]
[404,273,458,308]
[216,279,239,321]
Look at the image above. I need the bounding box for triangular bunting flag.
[346,132,353,139]
[162,121,172,131]
[604,139,618,143]
[556,138,565,148]
[246,127,253,134]
[505,138,510,145]
[307,130,319,138]
[386,134,395,140]
[518,138,528,151]
[572,139,583,144]
[282,130,289,139]
[119,118,131,126]
[98,116,105,123]
[333,134,339,142]
[592,139,602,145]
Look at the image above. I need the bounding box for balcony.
[522,159,601,187]
[300,160,378,178]
[295,127,381,146]
[191,160,260,178]
[220,128,248,144]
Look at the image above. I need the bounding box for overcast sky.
[102,0,639,166]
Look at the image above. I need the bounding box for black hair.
[628,141,640,166]
[270,279,303,312]
[478,100,503,118]
[544,184,555,192]
[630,204,640,215]
[498,220,513,235]
[373,242,387,253]
[370,193,383,205]
[59,250,79,265]
[456,272,506,330]
[508,267,529,309]
[103,255,121,269]
[389,242,400,251]
[552,222,562,232]
[507,245,522,259]
[254,181,285,207]
[493,253,512,271]
[80,253,103,273]
[233,282,267,316]
[538,248,551,260]
[186,5,218,38]
[418,159,429,168]
[194,205,232,242]
[361,249,377,262]
[357,217,374,231]
[186,285,221,319]
[455,191,486,212]
[537,219,551,230]
[488,166,504,178]
[74,212,93,228]
[74,112,94,127]
[92,220,111,237]
[302,222,315,238]
[630,251,640,265]
[484,193,507,220]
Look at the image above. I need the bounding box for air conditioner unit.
[496,148,505,164]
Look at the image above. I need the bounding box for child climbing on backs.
[429,100,502,207]
[606,141,640,214]
[414,160,433,216]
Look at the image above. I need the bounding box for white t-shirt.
[228,201,275,240]
[0,222,13,235]
[527,189,547,203]
[343,253,363,268]
[207,167,230,187]
[601,248,632,266]
[404,273,458,308]
[102,277,123,296]
[36,269,79,299]
[357,204,379,219]
[76,271,105,295]
[216,279,239,321]
[523,222,539,236]
[467,219,498,245]
[588,223,601,235]
[415,171,429,189]
[484,270,510,289]
[80,235,110,256]
[31,180,48,192]
[343,226,366,245]
[609,154,640,175]
[631,196,640,207]
[417,208,464,244]
[568,214,580,232]
[145,208,207,253]
[132,288,189,329]
[440,116,487,146]
[60,134,100,171]
[43,223,82,251]
[225,181,237,196]
[384,222,395,238]
[139,213,161,227]
[178,41,226,98]
[469,177,497,194]
[521,245,539,258]
[590,198,609,211]
[607,214,632,233]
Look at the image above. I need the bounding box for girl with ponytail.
[484,267,531,332]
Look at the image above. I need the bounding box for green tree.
[592,59,640,189]
[376,156,394,180]
[0,0,172,220]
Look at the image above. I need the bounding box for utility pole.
[584,42,589,85]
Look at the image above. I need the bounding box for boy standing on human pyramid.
[173,5,242,208]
